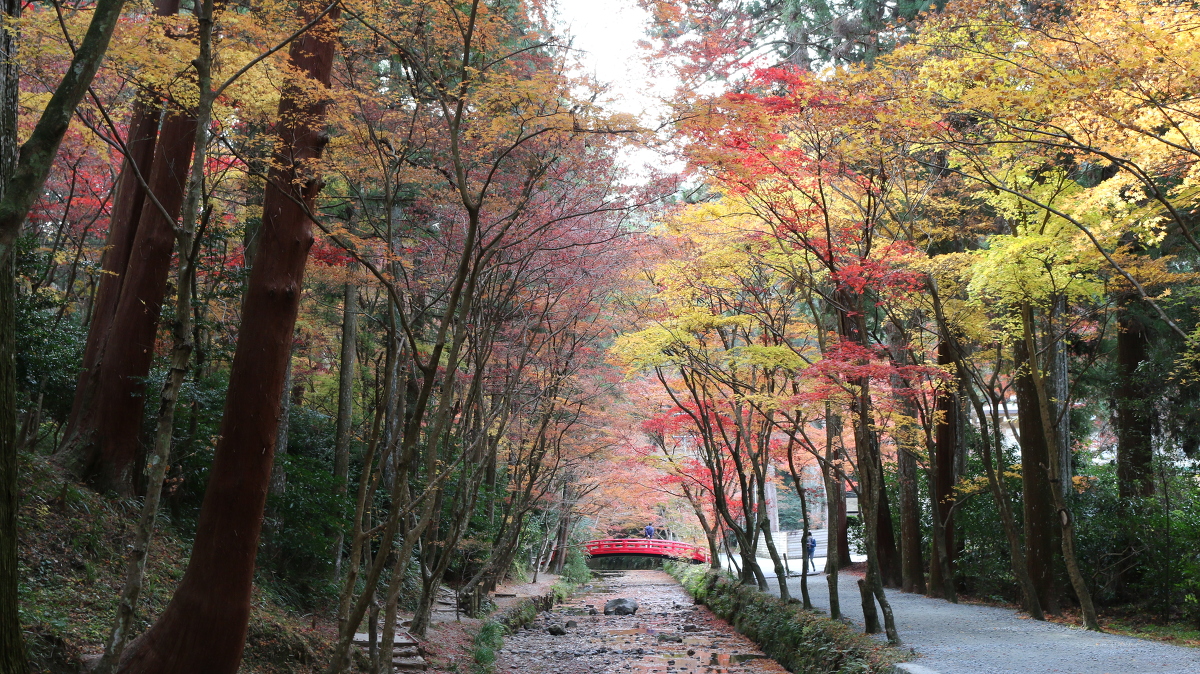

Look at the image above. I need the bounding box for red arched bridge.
[584,538,709,564]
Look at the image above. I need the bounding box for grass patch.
[470,620,505,674]
[1099,617,1200,648]
[665,562,904,674]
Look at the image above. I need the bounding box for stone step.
[392,655,427,671]
[352,632,419,648]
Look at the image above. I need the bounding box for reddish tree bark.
[114,6,339,672]
[62,101,157,434]
[90,109,196,492]
[56,0,183,490]
[61,109,195,493]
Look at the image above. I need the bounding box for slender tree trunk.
[1047,297,1072,498]
[963,373,1045,620]
[262,349,294,564]
[0,0,129,243]
[115,4,340,671]
[2,0,128,670]
[838,296,899,643]
[785,438,812,609]
[95,171,200,674]
[823,406,841,618]
[927,346,958,603]
[929,341,957,585]
[758,491,790,601]
[333,281,357,577]
[680,482,720,570]
[1013,334,1060,615]
[1021,305,1101,632]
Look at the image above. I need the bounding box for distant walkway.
[756,554,1200,674]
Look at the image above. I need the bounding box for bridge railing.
[583,538,708,563]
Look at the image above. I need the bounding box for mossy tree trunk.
[1,0,129,670]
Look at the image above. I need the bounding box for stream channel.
[495,570,788,674]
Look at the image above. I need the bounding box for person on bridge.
[804,531,817,573]
[644,523,655,539]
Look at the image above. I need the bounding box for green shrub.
[471,620,506,674]
[561,543,594,585]
[665,563,903,674]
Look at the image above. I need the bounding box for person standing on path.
[645,523,655,539]
[805,531,817,573]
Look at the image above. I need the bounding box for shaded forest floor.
[17,454,335,674]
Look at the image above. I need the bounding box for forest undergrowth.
[17,455,332,674]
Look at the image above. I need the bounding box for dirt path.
[765,569,1200,674]
[495,570,787,674]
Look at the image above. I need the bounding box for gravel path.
[761,566,1200,674]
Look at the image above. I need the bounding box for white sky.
[551,0,683,178]
[552,0,659,116]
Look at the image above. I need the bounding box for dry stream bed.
[495,570,787,674]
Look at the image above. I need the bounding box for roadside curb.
[891,663,939,674]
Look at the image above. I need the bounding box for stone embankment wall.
[665,563,905,674]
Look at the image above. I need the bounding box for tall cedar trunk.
[114,6,338,671]
[886,320,924,594]
[1116,311,1153,497]
[1013,335,1060,615]
[835,465,851,567]
[1047,297,1071,498]
[0,0,21,667]
[2,0,129,670]
[62,103,156,435]
[58,0,180,469]
[95,4,216,660]
[875,470,901,587]
[897,418,924,594]
[76,109,196,494]
[0,93,20,674]
[0,255,18,674]
[929,341,958,595]
[1021,305,1101,631]
[896,425,924,593]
